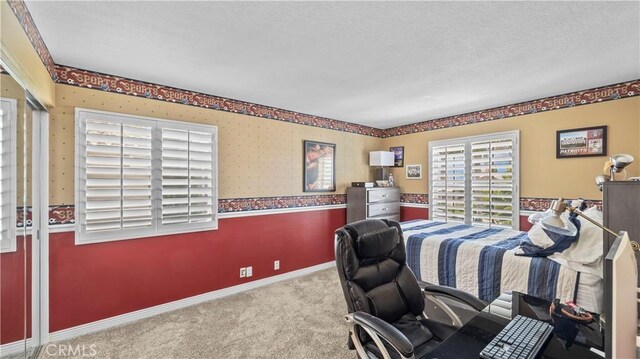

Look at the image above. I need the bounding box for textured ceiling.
[27,1,640,129]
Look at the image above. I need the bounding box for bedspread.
[401,220,579,304]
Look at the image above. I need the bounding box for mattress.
[400,219,603,313]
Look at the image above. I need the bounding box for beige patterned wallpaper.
[383,96,640,200]
[49,84,382,205]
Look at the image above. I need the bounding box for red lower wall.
[400,206,429,221]
[520,215,534,231]
[4,207,536,338]
[0,236,32,344]
[49,208,344,332]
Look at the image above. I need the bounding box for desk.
[426,292,604,359]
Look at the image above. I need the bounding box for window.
[0,98,17,252]
[429,131,519,229]
[76,109,217,244]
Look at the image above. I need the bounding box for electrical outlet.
[246,266,253,277]
[274,260,280,270]
[240,267,247,278]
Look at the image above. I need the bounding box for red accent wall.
[520,215,534,231]
[400,206,429,222]
[1,236,32,344]
[3,208,534,339]
[49,209,344,332]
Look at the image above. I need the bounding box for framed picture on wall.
[556,125,607,158]
[390,146,404,167]
[304,140,336,192]
[406,164,422,179]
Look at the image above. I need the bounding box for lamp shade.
[528,199,578,236]
[611,154,634,173]
[369,151,395,167]
[540,213,578,236]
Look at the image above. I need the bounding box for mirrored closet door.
[1,65,47,358]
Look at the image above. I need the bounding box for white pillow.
[549,206,604,277]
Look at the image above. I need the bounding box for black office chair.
[335,219,488,359]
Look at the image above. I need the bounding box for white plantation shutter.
[471,138,516,228]
[80,117,153,238]
[122,124,153,229]
[429,131,519,230]
[187,131,215,223]
[0,98,17,252]
[76,109,217,244]
[430,144,466,223]
[160,127,215,228]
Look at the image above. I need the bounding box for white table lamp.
[369,151,395,181]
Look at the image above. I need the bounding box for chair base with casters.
[335,219,487,359]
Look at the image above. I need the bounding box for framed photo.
[406,164,422,179]
[390,146,404,167]
[556,126,607,158]
[304,140,336,192]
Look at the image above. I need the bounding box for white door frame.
[31,110,49,347]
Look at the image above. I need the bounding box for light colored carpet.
[39,268,355,359]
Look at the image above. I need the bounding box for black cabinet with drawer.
[602,181,640,285]
[602,181,640,319]
[346,187,400,224]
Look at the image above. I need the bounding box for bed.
[400,219,603,313]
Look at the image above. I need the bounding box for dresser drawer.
[368,202,400,218]
[367,189,399,203]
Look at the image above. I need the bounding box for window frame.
[75,108,218,245]
[0,98,17,253]
[428,130,520,230]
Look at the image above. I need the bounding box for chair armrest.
[346,311,414,358]
[422,284,488,312]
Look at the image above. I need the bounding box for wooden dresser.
[346,187,400,224]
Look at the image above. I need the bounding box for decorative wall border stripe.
[55,63,638,139]
[6,0,57,80]
[54,65,383,137]
[53,65,639,139]
[519,197,602,211]
[41,195,603,227]
[43,195,347,226]
[383,80,640,137]
[400,193,429,205]
[399,194,603,212]
[218,194,346,213]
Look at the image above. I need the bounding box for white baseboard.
[0,338,33,357]
[48,261,336,343]
[218,204,346,219]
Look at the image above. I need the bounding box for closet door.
[0,66,47,358]
[0,71,31,358]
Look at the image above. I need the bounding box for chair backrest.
[335,219,425,325]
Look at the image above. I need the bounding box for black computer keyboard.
[480,315,553,359]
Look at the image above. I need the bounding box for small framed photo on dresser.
[556,126,607,158]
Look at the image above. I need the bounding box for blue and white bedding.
[401,219,581,308]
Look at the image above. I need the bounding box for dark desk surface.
[426,292,604,359]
